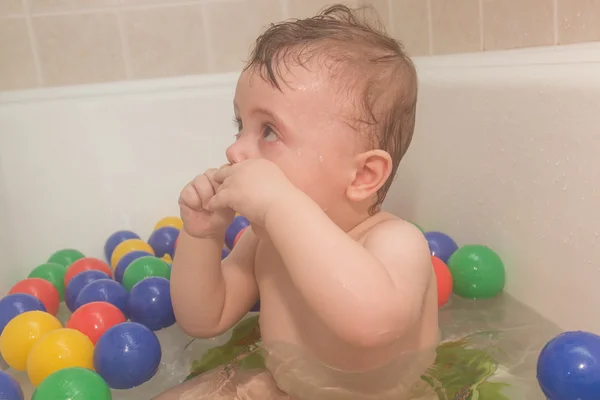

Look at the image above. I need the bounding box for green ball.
[28,262,67,301]
[47,248,85,268]
[32,367,111,400]
[447,244,505,299]
[122,256,171,291]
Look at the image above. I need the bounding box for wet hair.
[245,4,418,214]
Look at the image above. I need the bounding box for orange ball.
[64,257,113,288]
[432,256,453,307]
[8,278,61,315]
[66,301,126,345]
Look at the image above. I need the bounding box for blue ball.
[537,331,600,400]
[94,322,162,389]
[250,299,260,312]
[128,277,175,331]
[114,250,153,283]
[65,270,110,311]
[0,371,23,400]
[423,231,458,263]
[104,230,140,262]
[147,227,179,258]
[225,216,249,250]
[0,293,46,335]
[75,279,129,317]
[222,247,230,259]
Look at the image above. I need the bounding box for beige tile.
[205,0,284,73]
[558,0,600,44]
[431,0,481,54]
[482,0,554,50]
[288,0,359,19]
[390,0,430,56]
[28,0,118,14]
[33,12,125,86]
[121,4,209,79]
[0,0,24,16]
[0,18,38,90]
[359,0,392,34]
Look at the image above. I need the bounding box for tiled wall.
[1,0,599,91]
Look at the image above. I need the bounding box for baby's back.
[255,213,439,399]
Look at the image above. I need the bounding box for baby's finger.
[205,189,232,212]
[212,164,235,183]
[191,174,217,208]
[179,181,202,209]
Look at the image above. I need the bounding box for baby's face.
[227,63,361,211]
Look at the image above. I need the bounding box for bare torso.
[255,212,440,372]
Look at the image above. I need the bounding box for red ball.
[65,257,113,287]
[66,301,126,345]
[8,278,61,315]
[233,227,247,247]
[432,256,453,308]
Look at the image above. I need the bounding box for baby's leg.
[153,366,292,400]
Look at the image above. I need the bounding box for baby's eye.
[262,126,278,142]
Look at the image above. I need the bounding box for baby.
[156,4,439,400]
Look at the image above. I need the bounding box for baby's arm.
[265,192,432,348]
[170,228,259,338]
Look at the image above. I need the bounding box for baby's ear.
[346,149,393,203]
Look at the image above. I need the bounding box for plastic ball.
[148,226,179,258]
[94,322,162,389]
[110,238,155,268]
[423,231,458,263]
[0,293,46,335]
[114,250,153,283]
[27,328,94,387]
[122,256,171,291]
[128,277,175,331]
[105,230,140,262]
[66,301,126,345]
[222,247,230,259]
[447,244,505,299]
[75,279,129,316]
[233,226,247,247]
[8,278,60,316]
[28,262,67,301]
[64,257,113,287]
[0,311,62,371]
[537,331,600,400]
[154,216,183,231]
[431,256,453,307]
[225,216,250,249]
[0,371,23,400]
[47,248,85,269]
[32,367,111,400]
[65,270,110,312]
[251,299,260,312]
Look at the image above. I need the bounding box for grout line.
[22,0,44,86]
[553,0,559,45]
[115,7,133,80]
[478,0,484,51]
[426,0,433,55]
[200,1,215,73]
[280,0,289,20]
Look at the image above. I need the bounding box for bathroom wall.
[1,0,599,91]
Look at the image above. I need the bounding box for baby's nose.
[226,139,249,164]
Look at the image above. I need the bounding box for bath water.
[2,293,558,399]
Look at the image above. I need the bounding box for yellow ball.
[110,238,155,268]
[154,216,183,231]
[0,311,62,371]
[27,328,95,387]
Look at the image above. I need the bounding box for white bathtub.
[1,40,599,341]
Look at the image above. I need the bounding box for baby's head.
[227,4,417,221]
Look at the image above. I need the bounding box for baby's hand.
[178,169,235,238]
[207,159,296,227]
